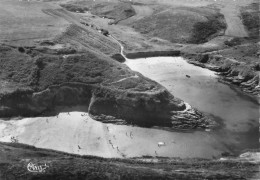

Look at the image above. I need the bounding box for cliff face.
[89,85,187,126]
[183,50,260,96]
[0,82,211,128]
[0,44,213,129]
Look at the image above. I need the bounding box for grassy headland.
[0,142,258,180]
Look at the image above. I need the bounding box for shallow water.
[125,56,259,157]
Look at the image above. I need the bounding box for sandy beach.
[0,56,258,159]
[0,110,228,158]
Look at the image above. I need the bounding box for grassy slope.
[219,42,259,65]
[131,6,226,44]
[0,142,258,180]
[0,0,152,93]
[0,44,158,93]
[63,0,136,24]
[0,0,69,46]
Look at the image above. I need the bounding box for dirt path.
[110,74,139,84]
[110,34,128,59]
[220,3,248,37]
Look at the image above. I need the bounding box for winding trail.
[110,74,139,84]
[109,34,128,60]
[110,34,196,113]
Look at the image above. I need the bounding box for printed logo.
[27,162,49,173]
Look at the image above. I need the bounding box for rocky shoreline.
[183,53,259,97]
[122,50,259,98]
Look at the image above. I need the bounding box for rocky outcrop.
[111,53,126,62]
[0,44,214,129]
[183,53,260,96]
[0,82,213,129]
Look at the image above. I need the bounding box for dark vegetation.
[241,12,259,32]
[224,37,242,47]
[131,6,226,44]
[189,16,226,43]
[39,40,56,46]
[0,142,258,180]
[240,2,260,38]
[0,44,153,92]
[60,4,89,13]
[111,53,126,62]
[90,2,135,24]
[18,47,25,53]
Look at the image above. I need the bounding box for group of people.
[126,131,133,139]
[81,113,88,117]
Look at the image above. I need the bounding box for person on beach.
[130,132,133,139]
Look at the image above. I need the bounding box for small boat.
[186,75,191,78]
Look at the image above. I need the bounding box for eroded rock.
[0,45,213,129]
